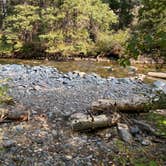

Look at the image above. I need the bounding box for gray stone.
[52,130,58,136]
[14,125,24,132]
[117,123,133,143]
[141,139,151,146]
[128,66,138,72]
[3,140,15,148]
[153,80,166,94]
[130,126,140,135]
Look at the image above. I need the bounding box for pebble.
[0,64,163,165]
[52,130,58,136]
[117,123,133,143]
[3,140,15,148]
[130,126,140,135]
[141,139,151,146]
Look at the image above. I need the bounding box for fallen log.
[71,112,120,131]
[91,99,148,114]
[91,95,166,114]
[0,108,29,122]
[147,72,166,79]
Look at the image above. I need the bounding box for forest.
[0,0,165,63]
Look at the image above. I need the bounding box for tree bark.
[91,99,148,114]
[71,113,120,131]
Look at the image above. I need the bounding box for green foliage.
[40,0,118,56]
[0,4,40,56]
[95,29,129,55]
[145,112,166,137]
[102,0,140,29]
[0,0,119,57]
[0,0,164,61]
[127,0,166,62]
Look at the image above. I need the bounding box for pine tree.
[127,0,166,62]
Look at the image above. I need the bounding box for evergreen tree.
[102,0,140,29]
[0,4,40,55]
[127,0,166,62]
[40,0,118,56]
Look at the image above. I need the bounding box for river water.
[0,58,165,81]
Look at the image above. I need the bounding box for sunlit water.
[0,58,165,82]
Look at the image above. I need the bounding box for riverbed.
[0,61,165,165]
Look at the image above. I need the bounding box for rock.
[73,71,86,78]
[65,155,72,160]
[117,123,132,143]
[14,124,24,132]
[52,130,58,136]
[132,120,156,135]
[3,140,15,148]
[153,80,166,94]
[128,66,138,72]
[96,128,112,138]
[102,66,113,72]
[130,74,146,81]
[91,73,101,78]
[130,126,140,136]
[141,139,151,146]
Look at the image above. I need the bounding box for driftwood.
[91,99,149,114]
[0,108,29,122]
[71,112,120,131]
[148,72,166,79]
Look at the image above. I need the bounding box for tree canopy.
[0,0,165,62]
[127,0,166,62]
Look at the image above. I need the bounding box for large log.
[0,108,29,122]
[91,99,148,114]
[71,112,120,131]
[148,72,166,79]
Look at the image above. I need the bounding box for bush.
[95,29,129,57]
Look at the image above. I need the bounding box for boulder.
[117,123,132,143]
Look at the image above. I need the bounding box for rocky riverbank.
[0,64,165,165]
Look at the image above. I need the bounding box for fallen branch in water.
[148,72,166,79]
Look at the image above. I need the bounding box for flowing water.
[0,58,165,81]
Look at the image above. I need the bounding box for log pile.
[71,97,158,131]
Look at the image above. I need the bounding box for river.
[0,58,165,82]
